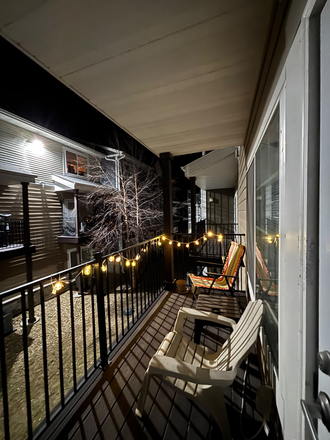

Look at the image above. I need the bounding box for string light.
[186,243,189,248]
[195,240,199,245]
[52,280,65,295]
[158,241,162,246]
[125,260,130,267]
[101,264,107,272]
[116,256,121,262]
[136,255,140,260]
[162,235,166,240]
[132,261,136,267]
[177,242,181,247]
[109,256,114,262]
[207,231,213,237]
[218,234,223,242]
[83,265,91,276]
[203,236,207,241]
[169,240,172,245]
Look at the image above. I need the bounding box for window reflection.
[66,151,77,174]
[255,106,279,367]
[78,155,87,176]
[66,151,87,176]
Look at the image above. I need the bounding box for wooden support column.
[22,182,35,324]
[190,177,196,233]
[160,152,174,289]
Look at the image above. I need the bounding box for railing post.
[160,152,174,289]
[94,252,108,369]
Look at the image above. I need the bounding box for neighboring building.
[0,109,120,292]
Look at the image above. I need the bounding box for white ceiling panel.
[0,0,275,156]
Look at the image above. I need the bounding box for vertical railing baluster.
[94,253,108,369]
[56,290,65,408]
[69,272,77,393]
[81,279,88,379]
[91,276,97,367]
[0,297,10,440]
[113,259,119,344]
[40,283,50,425]
[21,288,33,439]
[130,258,135,325]
[119,260,124,337]
[106,259,112,352]
[124,256,130,330]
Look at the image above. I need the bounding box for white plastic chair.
[136,299,263,440]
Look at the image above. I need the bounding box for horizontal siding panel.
[0,183,66,292]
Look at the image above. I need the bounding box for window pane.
[255,105,279,367]
[78,155,87,176]
[66,151,77,174]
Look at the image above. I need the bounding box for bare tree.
[86,143,163,253]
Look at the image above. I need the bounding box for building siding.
[0,183,65,292]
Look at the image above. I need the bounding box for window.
[255,105,279,368]
[66,151,87,176]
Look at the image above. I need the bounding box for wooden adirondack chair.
[188,241,245,297]
[136,300,264,440]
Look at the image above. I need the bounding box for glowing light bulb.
[109,256,114,262]
[132,261,136,267]
[136,255,140,260]
[101,264,107,272]
[207,231,213,237]
[203,236,207,241]
[126,260,131,267]
[186,244,189,248]
[162,235,166,241]
[83,265,91,276]
[143,248,147,252]
[177,242,181,247]
[195,240,199,245]
[218,234,223,242]
[158,241,162,246]
[116,256,121,262]
[169,241,172,245]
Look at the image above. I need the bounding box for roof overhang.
[182,147,238,190]
[0,163,37,185]
[0,1,276,157]
[52,174,101,193]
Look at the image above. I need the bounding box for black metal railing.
[201,223,238,234]
[172,232,245,291]
[0,219,24,249]
[0,237,164,440]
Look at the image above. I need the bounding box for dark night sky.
[0,36,202,196]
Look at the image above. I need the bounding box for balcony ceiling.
[0,0,275,157]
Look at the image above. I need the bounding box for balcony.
[57,217,93,245]
[0,233,269,440]
[0,217,35,260]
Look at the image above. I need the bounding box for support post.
[190,177,196,234]
[22,182,35,324]
[160,152,174,289]
[94,252,108,369]
[74,189,80,238]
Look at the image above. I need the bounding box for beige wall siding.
[0,183,66,292]
[0,120,63,184]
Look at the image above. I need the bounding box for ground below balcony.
[53,292,269,440]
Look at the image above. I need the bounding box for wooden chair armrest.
[197,260,224,267]
[173,307,236,334]
[205,272,239,279]
[148,355,235,386]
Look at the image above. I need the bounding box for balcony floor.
[56,292,268,440]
